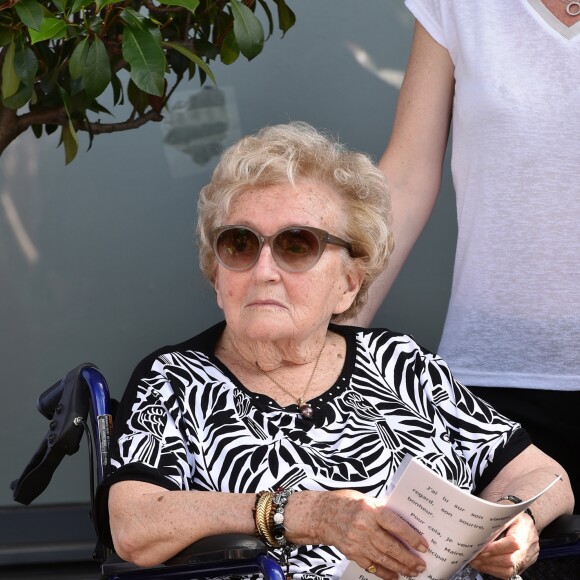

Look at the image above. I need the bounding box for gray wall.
[0,0,456,507]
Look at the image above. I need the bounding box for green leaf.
[127,78,149,115]
[83,37,111,98]
[120,7,147,29]
[161,0,199,13]
[122,26,165,96]
[13,45,38,86]
[69,37,89,80]
[2,82,34,109]
[61,123,79,164]
[275,0,296,34]
[0,28,15,48]
[70,0,94,14]
[14,0,44,31]
[29,18,68,44]
[219,30,239,65]
[58,83,73,112]
[256,0,274,38]
[69,75,84,96]
[1,41,19,100]
[84,113,94,151]
[58,85,79,163]
[52,0,68,14]
[87,99,112,115]
[163,41,216,84]
[230,0,264,61]
[192,38,218,61]
[110,71,124,105]
[95,0,120,10]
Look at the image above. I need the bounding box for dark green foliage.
[0,0,295,161]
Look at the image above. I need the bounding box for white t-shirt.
[406,0,580,390]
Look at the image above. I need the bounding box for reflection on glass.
[161,86,241,178]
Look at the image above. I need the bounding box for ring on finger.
[366,563,377,575]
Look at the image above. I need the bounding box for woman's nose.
[251,243,282,280]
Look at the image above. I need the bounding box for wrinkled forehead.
[222,180,349,233]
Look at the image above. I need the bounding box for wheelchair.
[8,363,580,579]
[9,363,285,580]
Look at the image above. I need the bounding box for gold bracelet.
[255,491,279,547]
[259,492,279,548]
[253,491,266,538]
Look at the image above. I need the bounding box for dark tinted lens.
[273,228,321,271]
[216,228,260,270]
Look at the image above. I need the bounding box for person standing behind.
[351,0,580,511]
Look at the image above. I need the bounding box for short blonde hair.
[197,122,393,321]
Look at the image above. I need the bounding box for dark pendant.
[298,399,313,419]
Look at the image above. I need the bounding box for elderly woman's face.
[213,179,362,343]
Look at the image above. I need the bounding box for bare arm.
[470,445,574,577]
[108,482,429,579]
[348,21,455,326]
[478,444,573,529]
[108,482,257,567]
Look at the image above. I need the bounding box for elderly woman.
[97,122,573,580]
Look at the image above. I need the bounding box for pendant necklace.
[559,0,580,16]
[256,341,326,419]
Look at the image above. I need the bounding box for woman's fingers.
[340,523,426,578]
[470,516,539,578]
[358,560,398,580]
[353,536,425,580]
[369,511,428,576]
[320,492,427,578]
[375,499,430,554]
[314,490,427,579]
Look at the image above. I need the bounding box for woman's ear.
[333,260,365,316]
[214,270,224,310]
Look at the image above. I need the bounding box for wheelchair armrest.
[164,532,268,565]
[539,514,580,547]
[101,533,284,580]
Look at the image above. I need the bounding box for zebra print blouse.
[101,322,529,578]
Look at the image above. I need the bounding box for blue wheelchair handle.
[37,364,111,419]
[11,363,113,504]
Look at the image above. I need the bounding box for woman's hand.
[469,514,539,579]
[303,490,429,580]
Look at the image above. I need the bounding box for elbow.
[557,468,575,516]
[111,523,166,568]
[548,469,575,520]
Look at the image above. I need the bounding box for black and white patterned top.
[97,322,529,579]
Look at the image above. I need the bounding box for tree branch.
[0,0,18,12]
[0,106,164,155]
[88,109,163,134]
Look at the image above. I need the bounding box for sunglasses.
[211,225,353,272]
